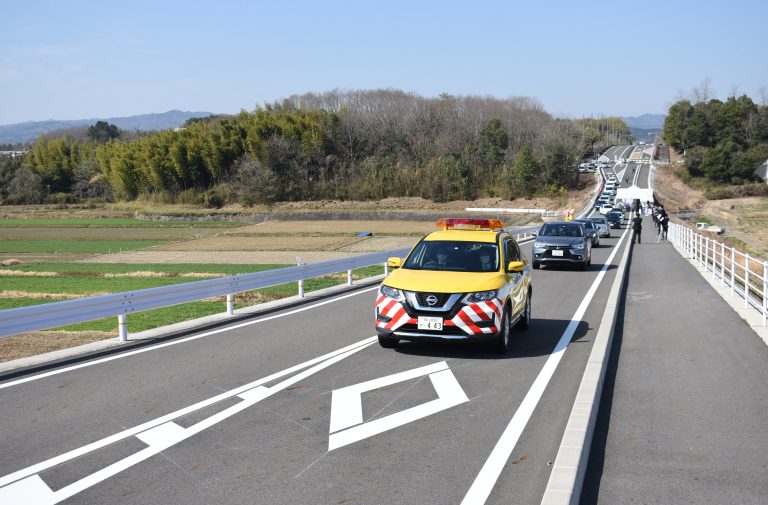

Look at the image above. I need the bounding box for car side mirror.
[387,257,402,269]
[531,231,537,237]
[507,261,525,273]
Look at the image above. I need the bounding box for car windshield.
[538,223,584,237]
[403,240,500,272]
[590,217,607,224]
[575,220,595,229]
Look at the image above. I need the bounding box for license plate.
[551,249,564,257]
[418,316,443,330]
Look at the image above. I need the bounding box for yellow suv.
[375,218,532,352]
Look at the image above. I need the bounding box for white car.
[599,204,614,215]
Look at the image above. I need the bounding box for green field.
[0,240,165,253]
[3,263,283,274]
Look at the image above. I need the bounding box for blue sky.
[1,0,766,125]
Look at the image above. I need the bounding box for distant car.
[595,198,608,210]
[599,203,614,215]
[573,218,600,246]
[606,211,623,228]
[532,221,591,270]
[588,216,611,237]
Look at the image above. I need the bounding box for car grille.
[539,245,580,259]
[415,292,452,307]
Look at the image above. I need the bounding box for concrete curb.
[0,275,386,374]
[540,226,634,505]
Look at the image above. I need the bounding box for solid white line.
[0,336,376,489]
[0,286,380,391]
[460,227,631,505]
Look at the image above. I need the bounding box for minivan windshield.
[403,241,499,272]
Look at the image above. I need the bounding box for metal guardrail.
[0,248,411,341]
[0,227,540,342]
[669,222,767,327]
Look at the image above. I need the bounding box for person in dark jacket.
[632,214,643,244]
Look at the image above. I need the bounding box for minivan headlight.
[571,241,585,250]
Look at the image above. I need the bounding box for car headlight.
[533,241,546,251]
[380,285,405,301]
[571,241,585,250]
[464,290,498,304]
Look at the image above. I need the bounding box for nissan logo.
[426,295,439,306]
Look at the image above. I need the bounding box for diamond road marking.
[328,361,468,450]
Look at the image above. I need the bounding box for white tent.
[615,185,653,204]
[755,158,768,183]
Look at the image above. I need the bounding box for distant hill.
[0,110,215,144]
[621,114,666,143]
[622,113,666,130]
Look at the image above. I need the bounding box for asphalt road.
[0,232,632,505]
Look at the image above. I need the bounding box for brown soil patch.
[0,331,115,362]
[232,220,437,236]
[152,236,367,252]
[0,227,222,241]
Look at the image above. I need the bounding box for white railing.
[668,222,767,327]
[0,228,540,342]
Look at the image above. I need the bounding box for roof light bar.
[436,218,505,230]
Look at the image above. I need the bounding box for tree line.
[663,94,768,184]
[0,89,631,206]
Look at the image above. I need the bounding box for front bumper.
[375,293,503,341]
[533,246,587,264]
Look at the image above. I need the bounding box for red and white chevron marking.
[452,298,502,335]
[376,294,504,336]
[375,294,415,331]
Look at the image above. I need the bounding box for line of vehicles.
[375,211,624,352]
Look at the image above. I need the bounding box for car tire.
[532,261,540,270]
[495,308,511,353]
[515,291,531,331]
[378,335,399,348]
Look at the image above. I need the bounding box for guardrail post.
[226,294,234,316]
[118,314,128,342]
[347,269,353,286]
[706,237,712,274]
[745,254,750,310]
[720,242,726,287]
[730,246,735,297]
[763,261,767,327]
[384,261,389,276]
[296,256,304,298]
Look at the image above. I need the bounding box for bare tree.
[691,78,714,103]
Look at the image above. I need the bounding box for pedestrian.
[632,214,643,244]
[657,212,668,242]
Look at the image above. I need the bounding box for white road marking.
[0,286,380,391]
[0,337,377,504]
[328,361,468,450]
[460,227,631,505]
